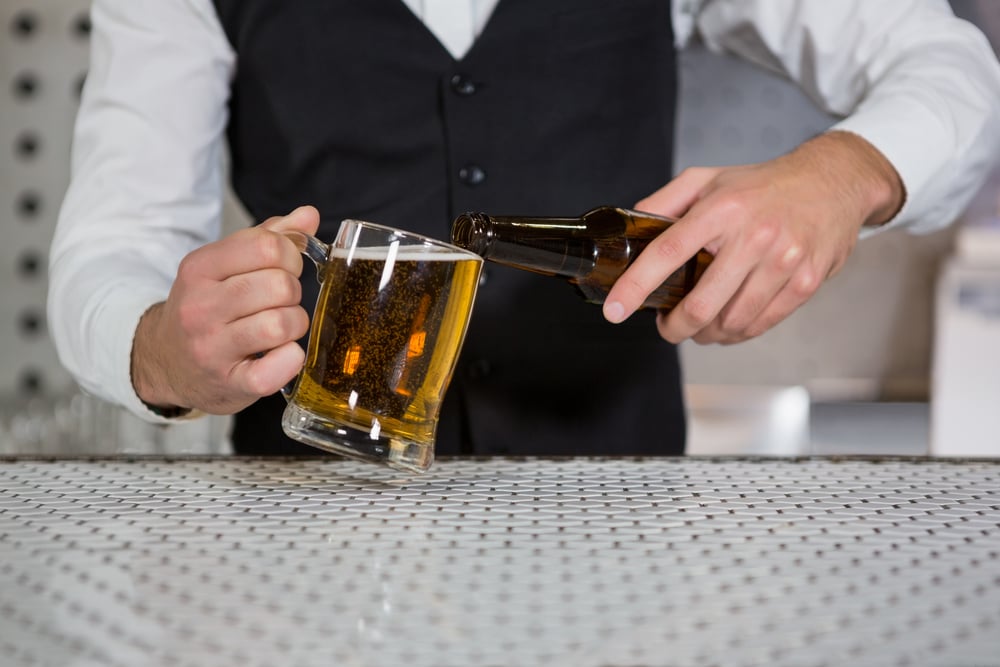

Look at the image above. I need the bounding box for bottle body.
[450,206,712,311]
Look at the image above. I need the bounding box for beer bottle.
[450,206,713,311]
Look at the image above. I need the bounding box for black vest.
[212,0,686,456]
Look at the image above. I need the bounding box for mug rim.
[341,218,482,261]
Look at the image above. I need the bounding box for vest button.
[450,73,477,96]
[458,164,487,186]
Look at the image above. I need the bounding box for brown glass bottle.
[450,206,713,310]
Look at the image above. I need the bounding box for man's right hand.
[131,206,321,415]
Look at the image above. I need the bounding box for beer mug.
[282,220,482,473]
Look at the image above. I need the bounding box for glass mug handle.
[278,230,330,400]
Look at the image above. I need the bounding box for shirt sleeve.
[693,0,1000,234]
[47,0,235,422]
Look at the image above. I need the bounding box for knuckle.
[719,308,751,335]
[720,291,769,333]
[744,319,774,339]
[676,166,703,182]
[791,269,820,298]
[652,235,686,264]
[678,166,718,182]
[270,307,305,342]
[275,272,302,305]
[680,294,714,328]
[176,252,201,279]
[258,310,288,343]
[291,307,310,339]
[776,242,805,271]
[615,273,649,303]
[656,319,683,345]
[717,309,738,333]
[691,329,716,345]
[748,222,778,250]
[231,226,258,243]
[251,230,284,267]
[241,366,271,397]
[713,193,746,221]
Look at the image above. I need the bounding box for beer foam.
[330,245,475,262]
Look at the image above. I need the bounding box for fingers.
[216,268,303,324]
[677,235,807,344]
[605,169,723,323]
[603,219,712,323]
[692,270,790,345]
[633,195,829,345]
[604,207,721,324]
[655,242,758,343]
[260,205,321,236]
[183,206,320,281]
[741,265,822,340]
[140,206,321,414]
[187,226,303,281]
[713,241,808,342]
[225,305,311,359]
[612,136,877,345]
[659,256,824,346]
[229,340,307,398]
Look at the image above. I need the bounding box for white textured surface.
[0,457,998,667]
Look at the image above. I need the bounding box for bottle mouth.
[450,212,491,255]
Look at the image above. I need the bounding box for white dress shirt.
[49,0,1000,422]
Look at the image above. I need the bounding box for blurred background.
[2,0,998,457]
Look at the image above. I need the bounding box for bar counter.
[1,456,998,666]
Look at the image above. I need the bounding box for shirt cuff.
[104,287,201,425]
[830,99,951,236]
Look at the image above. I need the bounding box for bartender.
[49,0,1000,456]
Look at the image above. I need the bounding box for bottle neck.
[451,213,596,278]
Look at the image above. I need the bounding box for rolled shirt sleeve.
[693,0,1000,234]
[47,0,235,421]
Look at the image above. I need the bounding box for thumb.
[262,205,321,236]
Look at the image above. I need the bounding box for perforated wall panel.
[1,0,89,398]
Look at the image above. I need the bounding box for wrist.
[131,302,189,414]
[815,130,906,228]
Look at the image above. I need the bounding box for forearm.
[699,0,1000,232]
[46,250,178,422]
[789,130,905,229]
[49,0,235,421]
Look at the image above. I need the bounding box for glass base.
[281,402,434,474]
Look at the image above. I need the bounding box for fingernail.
[604,301,626,323]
